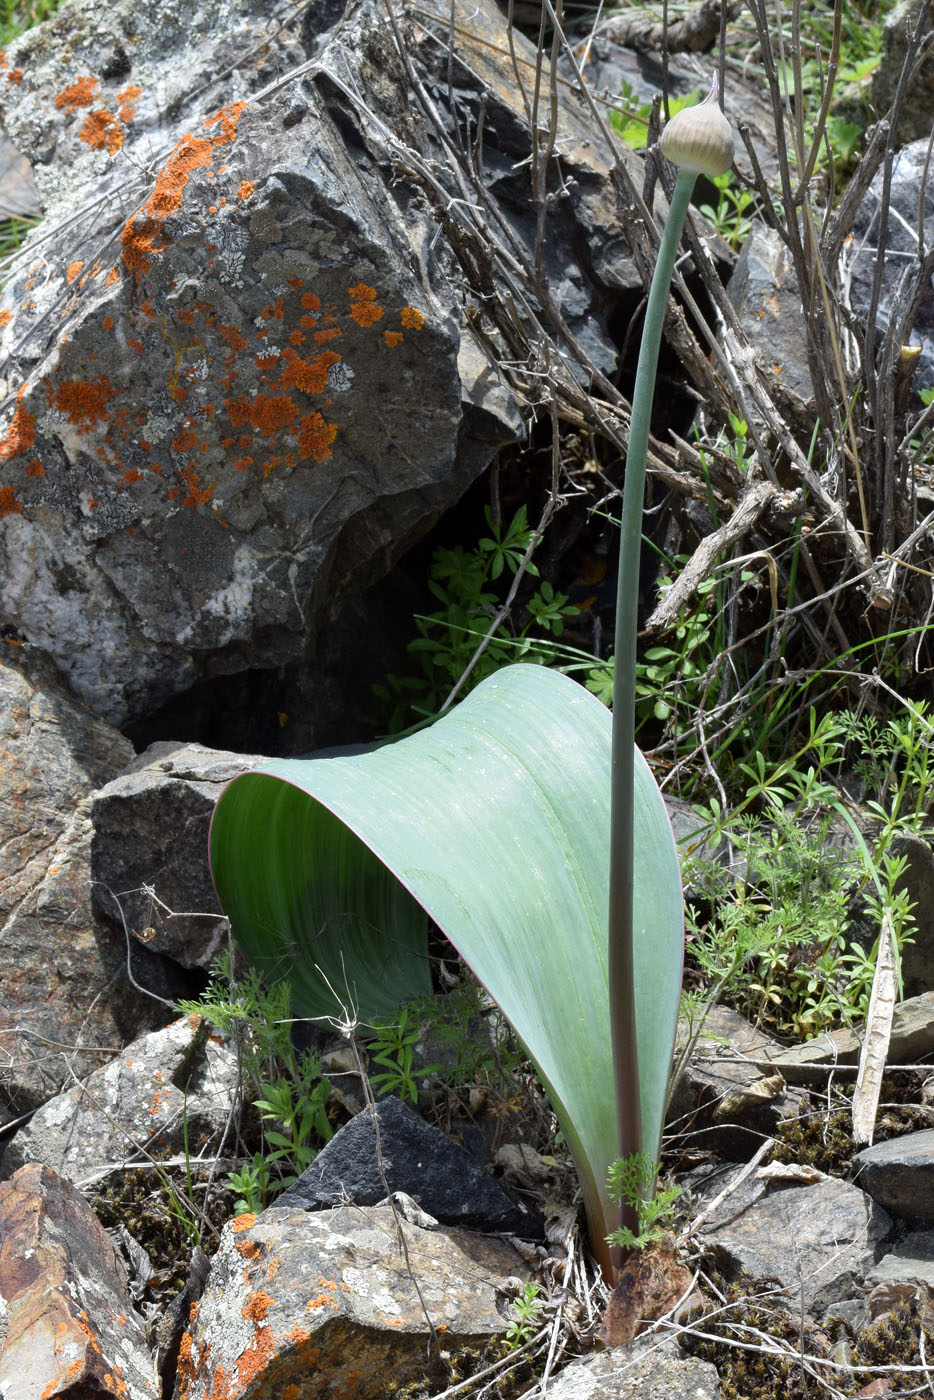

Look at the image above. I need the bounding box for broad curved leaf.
[209,664,683,1244]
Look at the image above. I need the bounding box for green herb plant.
[503,1282,545,1350]
[374,504,576,731]
[697,172,757,250]
[208,78,728,1284]
[177,955,333,1213]
[366,1008,445,1105]
[605,1151,682,1253]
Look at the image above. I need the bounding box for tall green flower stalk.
[608,77,734,1250]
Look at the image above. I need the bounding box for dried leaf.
[852,911,899,1148]
[600,1241,696,1347]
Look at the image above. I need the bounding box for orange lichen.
[48,376,113,430]
[204,100,247,146]
[297,411,337,462]
[237,180,254,201]
[7,68,23,84]
[55,74,99,112]
[26,459,44,477]
[117,83,141,122]
[0,309,11,327]
[0,485,22,517]
[101,314,114,331]
[234,456,253,472]
[279,347,340,395]
[121,133,214,275]
[226,393,298,435]
[180,467,216,508]
[302,292,321,312]
[172,425,198,453]
[231,1214,257,1232]
[79,109,124,155]
[401,305,425,330]
[313,327,342,344]
[0,390,37,460]
[348,282,384,326]
[289,330,306,346]
[384,330,403,348]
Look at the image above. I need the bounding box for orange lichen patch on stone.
[48,375,113,430]
[0,485,23,517]
[180,467,216,508]
[0,309,11,327]
[117,83,141,122]
[279,347,340,395]
[107,267,121,285]
[231,1213,257,1232]
[348,282,384,327]
[7,68,23,83]
[226,392,298,435]
[261,456,281,478]
[0,389,37,459]
[26,458,44,477]
[237,180,254,201]
[234,456,253,472]
[254,353,278,371]
[302,292,321,312]
[55,74,99,112]
[204,99,247,146]
[313,327,342,344]
[218,323,248,358]
[121,133,214,275]
[123,467,142,484]
[384,330,403,347]
[401,305,425,330]
[289,330,306,346]
[172,424,198,453]
[282,1385,302,1400]
[101,314,115,331]
[79,109,124,155]
[297,411,337,462]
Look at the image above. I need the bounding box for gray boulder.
[175,1202,530,1399]
[0,0,639,727]
[854,1130,934,1222]
[872,0,934,144]
[695,1166,893,1314]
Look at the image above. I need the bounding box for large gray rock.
[845,136,934,395]
[872,0,934,144]
[543,1337,722,1400]
[0,0,638,727]
[174,1203,529,1399]
[0,649,176,1124]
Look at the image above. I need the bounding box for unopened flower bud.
[659,75,734,178]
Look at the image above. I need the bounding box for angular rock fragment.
[0,1162,158,1399]
[275,1093,541,1236]
[854,1130,934,1222]
[0,647,174,1124]
[92,741,263,968]
[174,1203,528,1399]
[2,1015,239,1184]
[695,1168,893,1313]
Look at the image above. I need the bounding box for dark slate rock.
[275,1095,542,1237]
[866,1229,934,1291]
[854,1130,934,1221]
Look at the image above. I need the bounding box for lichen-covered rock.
[0,1162,159,1399]
[0,0,506,723]
[0,646,175,1123]
[0,0,643,726]
[1,1015,239,1184]
[174,1203,528,1399]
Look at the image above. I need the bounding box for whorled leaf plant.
[208,79,732,1284]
